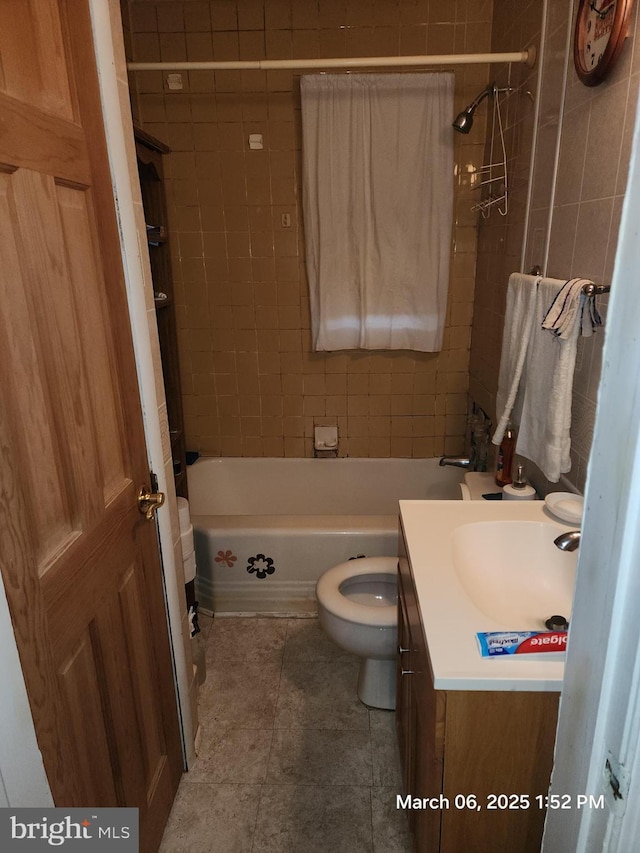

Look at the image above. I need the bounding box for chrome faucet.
[440,407,492,471]
[439,456,472,469]
[554,530,580,551]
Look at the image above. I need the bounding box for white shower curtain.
[301,72,454,352]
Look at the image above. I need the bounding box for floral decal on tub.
[246,553,276,579]
[215,549,237,568]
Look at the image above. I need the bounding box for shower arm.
[466,83,513,113]
[466,84,494,113]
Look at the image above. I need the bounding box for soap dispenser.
[502,464,536,501]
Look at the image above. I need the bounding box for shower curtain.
[301,72,454,352]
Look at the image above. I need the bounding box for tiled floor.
[160,615,413,853]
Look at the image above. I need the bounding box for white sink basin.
[452,520,577,629]
[399,499,580,691]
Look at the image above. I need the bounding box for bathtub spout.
[439,456,471,469]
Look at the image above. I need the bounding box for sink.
[452,520,577,629]
[399,499,579,690]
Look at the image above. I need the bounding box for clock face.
[582,1,617,72]
[574,0,634,85]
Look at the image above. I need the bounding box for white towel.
[542,278,603,339]
[492,273,539,446]
[516,278,582,482]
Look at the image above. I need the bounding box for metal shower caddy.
[471,84,511,219]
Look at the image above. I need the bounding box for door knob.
[138,485,165,520]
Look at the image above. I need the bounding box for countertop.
[399,499,578,692]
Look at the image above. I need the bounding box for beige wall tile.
[469,1,640,493]
[131,0,495,458]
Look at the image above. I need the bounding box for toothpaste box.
[477,630,568,658]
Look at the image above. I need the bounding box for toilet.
[316,556,398,710]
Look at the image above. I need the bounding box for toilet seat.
[315,556,398,628]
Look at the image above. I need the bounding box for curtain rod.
[127,47,536,73]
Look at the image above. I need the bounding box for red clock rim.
[573,0,635,86]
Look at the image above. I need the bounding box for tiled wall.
[127,0,494,458]
[470,0,640,493]
[468,0,543,423]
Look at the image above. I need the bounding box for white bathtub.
[187,457,463,614]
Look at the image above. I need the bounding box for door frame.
[0,0,193,805]
[88,0,195,770]
[541,72,640,849]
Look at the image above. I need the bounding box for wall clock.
[574,0,635,86]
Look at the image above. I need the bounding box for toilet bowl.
[316,556,398,710]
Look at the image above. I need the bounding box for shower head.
[452,84,495,134]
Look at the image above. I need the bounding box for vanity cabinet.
[396,523,560,853]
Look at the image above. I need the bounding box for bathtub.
[187,457,463,614]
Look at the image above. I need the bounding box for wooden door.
[0,1,182,850]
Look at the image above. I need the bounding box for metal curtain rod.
[127,46,536,73]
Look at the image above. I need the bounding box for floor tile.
[162,617,411,851]
[371,787,413,853]
[199,657,282,728]
[206,616,288,664]
[283,618,351,661]
[188,727,273,784]
[252,784,373,853]
[159,781,260,853]
[274,658,370,730]
[267,728,372,785]
[369,709,403,787]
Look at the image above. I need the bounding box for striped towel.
[541,278,603,340]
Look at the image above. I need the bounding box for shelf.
[154,292,172,308]
[136,126,187,502]
[146,224,167,245]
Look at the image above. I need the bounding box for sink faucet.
[554,531,580,551]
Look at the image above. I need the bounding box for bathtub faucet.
[439,456,472,469]
[439,408,492,471]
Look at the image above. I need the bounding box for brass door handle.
[138,485,165,520]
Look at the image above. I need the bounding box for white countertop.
[399,499,578,693]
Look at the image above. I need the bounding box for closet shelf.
[154,291,172,308]
[146,224,167,245]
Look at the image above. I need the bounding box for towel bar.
[581,283,611,296]
[527,268,610,296]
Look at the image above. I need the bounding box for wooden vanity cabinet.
[396,523,560,853]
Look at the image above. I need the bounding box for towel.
[542,278,603,339]
[492,273,539,446]
[516,278,582,482]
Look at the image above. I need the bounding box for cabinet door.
[396,578,414,801]
[397,540,445,852]
[412,670,446,852]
